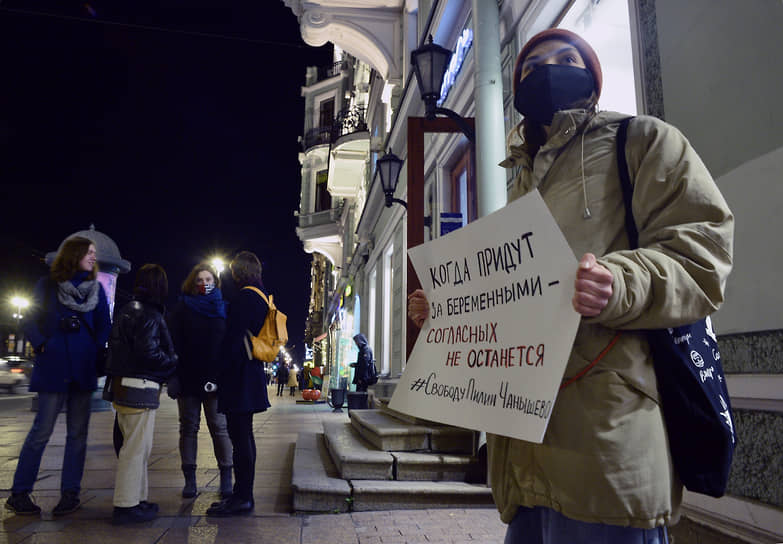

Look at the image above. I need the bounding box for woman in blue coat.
[206,251,270,516]
[5,236,111,517]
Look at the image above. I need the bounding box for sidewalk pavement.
[0,386,507,543]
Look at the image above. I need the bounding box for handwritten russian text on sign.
[389,190,581,443]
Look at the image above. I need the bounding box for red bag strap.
[559,333,622,390]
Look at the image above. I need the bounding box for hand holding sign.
[573,253,614,316]
[407,289,429,328]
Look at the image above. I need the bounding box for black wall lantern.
[377,149,406,209]
[410,35,475,142]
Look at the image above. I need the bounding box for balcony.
[332,105,368,141]
[303,126,332,151]
[296,205,345,266]
[305,61,344,87]
[298,206,343,229]
[327,105,370,198]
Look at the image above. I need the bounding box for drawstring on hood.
[566,111,596,219]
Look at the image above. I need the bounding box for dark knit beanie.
[513,28,602,102]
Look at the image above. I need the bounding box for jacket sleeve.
[592,116,734,330]
[134,314,178,375]
[167,302,184,365]
[22,278,50,350]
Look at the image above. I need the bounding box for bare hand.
[407,289,429,328]
[572,253,614,317]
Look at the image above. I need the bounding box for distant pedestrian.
[276,362,289,397]
[287,364,298,396]
[349,334,374,393]
[104,264,178,525]
[5,237,111,517]
[206,251,271,517]
[168,262,233,499]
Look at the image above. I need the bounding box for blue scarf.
[182,288,227,319]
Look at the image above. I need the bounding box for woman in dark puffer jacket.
[104,264,178,525]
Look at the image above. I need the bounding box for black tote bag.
[616,117,736,497]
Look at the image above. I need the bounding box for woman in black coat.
[168,262,232,499]
[206,251,271,517]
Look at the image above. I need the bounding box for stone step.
[369,378,398,399]
[323,420,477,481]
[350,480,494,512]
[291,432,351,513]
[392,451,476,482]
[350,409,473,453]
[323,421,394,480]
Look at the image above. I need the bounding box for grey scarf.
[58,280,100,312]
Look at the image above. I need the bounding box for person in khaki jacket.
[408,29,733,543]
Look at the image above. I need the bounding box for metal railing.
[298,205,344,229]
[317,61,343,82]
[332,105,368,140]
[303,126,332,150]
[302,105,369,151]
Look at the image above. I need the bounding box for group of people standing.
[4,239,272,524]
[274,361,303,396]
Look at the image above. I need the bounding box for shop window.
[558,0,637,115]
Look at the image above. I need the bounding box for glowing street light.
[10,296,30,320]
[210,257,225,275]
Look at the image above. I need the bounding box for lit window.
[558,0,637,115]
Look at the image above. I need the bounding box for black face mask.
[514,64,595,125]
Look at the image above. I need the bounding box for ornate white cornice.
[285,1,404,82]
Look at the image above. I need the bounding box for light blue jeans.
[505,506,669,544]
[12,389,92,494]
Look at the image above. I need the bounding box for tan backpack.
[242,286,288,362]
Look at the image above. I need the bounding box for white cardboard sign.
[389,190,581,443]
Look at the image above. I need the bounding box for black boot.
[206,495,253,517]
[219,466,233,499]
[181,465,197,498]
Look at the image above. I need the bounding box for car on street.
[0,355,32,394]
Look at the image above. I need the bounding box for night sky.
[0,1,333,362]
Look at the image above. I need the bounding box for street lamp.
[210,257,225,275]
[410,36,475,142]
[377,149,406,209]
[9,296,29,355]
[10,296,29,321]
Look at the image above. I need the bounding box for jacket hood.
[499,110,629,169]
[353,334,368,348]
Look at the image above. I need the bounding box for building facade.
[286,1,783,541]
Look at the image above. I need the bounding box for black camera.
[59,315,81,333]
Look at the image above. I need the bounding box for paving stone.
[0,387,513,543]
